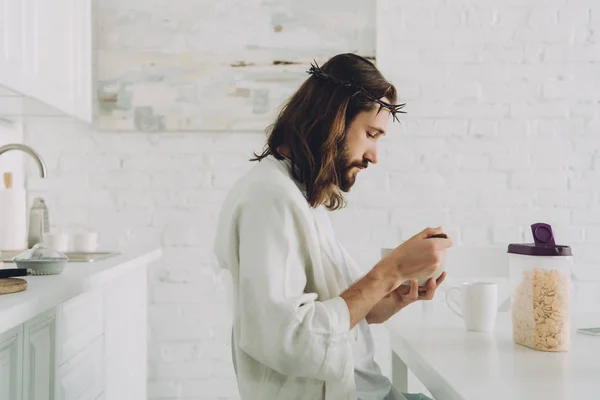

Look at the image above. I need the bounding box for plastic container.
[508,223,573,352]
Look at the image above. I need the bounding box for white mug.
[445,282,498,332]
[42,232,69,252]
[72,232,99,252]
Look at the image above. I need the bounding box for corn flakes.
[511,268,570,352]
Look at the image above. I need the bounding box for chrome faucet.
[0,143,47,177]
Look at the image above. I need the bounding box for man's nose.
[365,146,378,165]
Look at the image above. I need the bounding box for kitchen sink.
[0,251,120,263]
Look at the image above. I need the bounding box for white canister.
[72,232,99,253]
[508,223,573,352]
[43,232,69,253]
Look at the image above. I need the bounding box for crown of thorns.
[306,61,406,122]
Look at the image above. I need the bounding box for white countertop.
[385,302,600,400]
[0,248,162,333]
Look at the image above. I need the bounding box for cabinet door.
[0,325,23,400]
[56,336,103,400]
[0,0,27,95]
[22,0,92,122]
[56,290,103,367]
[23,312,56,400]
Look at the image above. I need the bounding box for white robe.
[214,155,388,399]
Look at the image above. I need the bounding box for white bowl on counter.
[13,243,69,275]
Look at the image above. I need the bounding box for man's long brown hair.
[251,53,398,210]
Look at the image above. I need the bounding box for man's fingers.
[426,278,437,299]
[408,280,419,300]
[419,226,453,248]
[432,236,453,249]
[420,226,444,239]
[428,277,437,290]
[436,271,447,286]
[414,273,448,301]
[419,277,437,300]
[396,284,410,296]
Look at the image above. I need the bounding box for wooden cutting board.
[0,278,27,294]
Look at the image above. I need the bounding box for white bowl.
[380,248,446,286]
[13,243,69,275]
[14,259,68,275]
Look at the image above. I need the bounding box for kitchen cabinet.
[23,311,56,400]
[0,0,26,96]
[0,250,160,400]
[0,325,23,400]
[56,335,103,400]
[0,0,92,122]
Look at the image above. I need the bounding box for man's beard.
[335,142,368,192]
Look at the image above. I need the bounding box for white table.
[385,302,600,400]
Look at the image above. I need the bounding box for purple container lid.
[507,223,572,257]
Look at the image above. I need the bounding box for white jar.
[72,232,99,253]
[508,223,573,352]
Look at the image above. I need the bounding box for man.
[214,53,453,400]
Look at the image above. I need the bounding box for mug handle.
[445,287,463,318]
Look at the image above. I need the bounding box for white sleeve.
[339,244,368,283]
[235,188,351,381]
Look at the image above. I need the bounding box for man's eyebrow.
[368,126,386,135]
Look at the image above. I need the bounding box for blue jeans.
[401,394,433,400]
[385,385,434,400]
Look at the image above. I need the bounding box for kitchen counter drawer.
[56,289,103,366]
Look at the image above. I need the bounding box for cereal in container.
[508,223,572,352]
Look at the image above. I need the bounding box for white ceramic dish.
[12,243,69,275]
[13,259,68,275]
[380,247,446,286]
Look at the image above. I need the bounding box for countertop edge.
[0,248,163,334]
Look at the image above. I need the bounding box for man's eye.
[367,132,376,139]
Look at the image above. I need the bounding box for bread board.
[0,278,27,294]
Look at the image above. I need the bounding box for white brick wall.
[9,0,600,399]
[366,0,600,264]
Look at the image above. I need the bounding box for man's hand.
[341,227,451,330]
[366,272,446,324]
[377,227,453,290]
